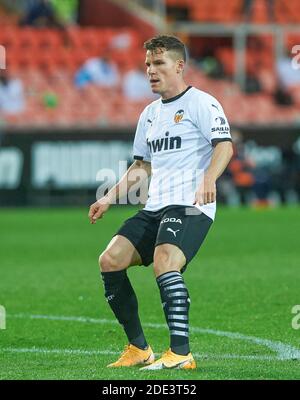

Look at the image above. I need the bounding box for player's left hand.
[193,174,216,206]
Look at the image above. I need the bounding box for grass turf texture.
[0,206,299,380]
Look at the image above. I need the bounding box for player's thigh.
[99,235,142,272]
[115,209,159,268]
[154,206,213,275]
[153,243,186,277]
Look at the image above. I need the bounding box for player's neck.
[161,83,189,101]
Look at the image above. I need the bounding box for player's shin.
[156,271,190,356]
[101,270,148,350]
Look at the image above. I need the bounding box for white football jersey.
[133,86,231,220]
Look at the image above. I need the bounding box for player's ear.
[176,59,185,73]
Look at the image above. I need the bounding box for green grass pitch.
[0,206,300,380]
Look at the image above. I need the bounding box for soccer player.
[88,35,233,370]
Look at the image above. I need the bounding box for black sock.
[101,270,148,350]
[157,271,190,356]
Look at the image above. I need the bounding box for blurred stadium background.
[0,0,299,208]
[1,0,300,381]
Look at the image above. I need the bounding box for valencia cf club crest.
[174,109,184,123]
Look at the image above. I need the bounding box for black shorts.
[115,205,213,272]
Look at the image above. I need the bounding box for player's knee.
[98,249,127,272]
[99,251,117,272]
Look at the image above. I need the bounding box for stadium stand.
[166,0,300,24]
[0,0,299,128]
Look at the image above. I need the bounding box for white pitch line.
[189,327,300,361]
[9,313,116,325]
[0,347,279,361]
[1,347,117,356]
[7,313,300,361]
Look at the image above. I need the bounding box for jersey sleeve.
[196,96,232,147]
[133,107,151,162]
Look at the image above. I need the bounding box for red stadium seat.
[215,47,235,76]
[20,29,40,49]
[251,0,269,24]
[38,29,62,50]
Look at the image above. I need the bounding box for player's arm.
[194,141,233,206]
[88,160,151,224]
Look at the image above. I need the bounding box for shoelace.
[118,344,131,361]
[118,344,141,361]
[161,349,174,360]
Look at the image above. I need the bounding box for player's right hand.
[88,197,110,224]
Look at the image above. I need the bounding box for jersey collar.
[161,86,192,104]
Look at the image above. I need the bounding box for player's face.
[145,49,182,96]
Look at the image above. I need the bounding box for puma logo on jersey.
[147,131,182,153]
[215,116,226,125]
[161,218,182,224]
[167,227,180,237]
